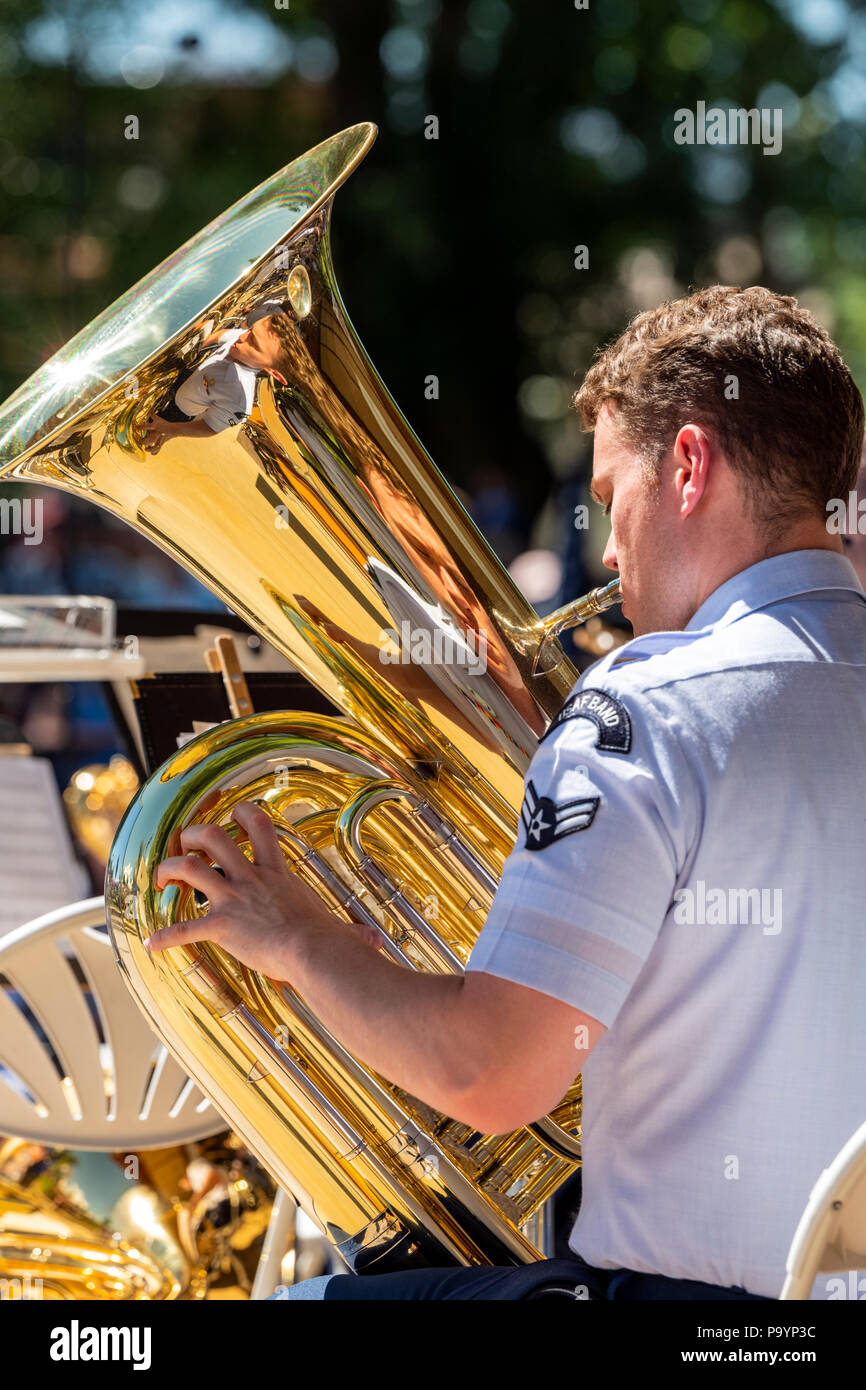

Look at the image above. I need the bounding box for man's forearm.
[150,805,596,1137]
[168,417,216,438]
[284,913,485,1119]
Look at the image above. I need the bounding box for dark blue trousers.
[274,1255,772,1301]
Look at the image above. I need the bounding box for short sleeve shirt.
[466,549,866,1299]
[173,329,258,433]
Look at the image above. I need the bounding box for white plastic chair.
[0,897,221,1148]
[0,895,314,1296]
[780,1118,866,1299]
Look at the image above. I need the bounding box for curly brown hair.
[573,285,864,529]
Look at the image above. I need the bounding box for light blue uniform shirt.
[466,549,866,1299]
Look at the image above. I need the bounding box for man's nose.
[602,530,618,573]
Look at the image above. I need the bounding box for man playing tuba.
[149,285,866,1301]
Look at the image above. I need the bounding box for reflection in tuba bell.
[0,123,621,1272]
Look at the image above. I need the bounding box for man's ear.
[674,423,712,517]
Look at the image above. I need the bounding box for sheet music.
[0,755,90,937]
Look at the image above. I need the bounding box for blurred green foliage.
[0,0,863,530]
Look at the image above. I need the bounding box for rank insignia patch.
[541,687,632,753]
[521,778,599,851]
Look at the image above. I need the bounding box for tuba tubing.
[0,123,621,1270]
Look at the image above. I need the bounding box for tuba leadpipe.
[0,123,621,1270]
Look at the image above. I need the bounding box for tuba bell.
[0,123,620,1271]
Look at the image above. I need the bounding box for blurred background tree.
[0,0,863,602]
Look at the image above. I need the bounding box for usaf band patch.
[521,778,599,851]
[541,687,632,753]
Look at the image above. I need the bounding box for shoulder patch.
[541,687,632,753]
[521,778,598,851]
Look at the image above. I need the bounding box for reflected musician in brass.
[143,306,291,454]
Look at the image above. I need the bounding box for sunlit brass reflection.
[63,756,140,866]
[287,264,312,319]
[0,1134,278,1300]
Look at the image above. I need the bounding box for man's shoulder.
[542,613,793,755]
[596,628,710,682]
[579,604,805,699]
[576,624,721,702]
[538,631,708,760]
[199,353,237,380]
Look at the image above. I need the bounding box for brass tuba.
[0,124,620,1271]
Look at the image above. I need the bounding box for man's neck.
[687,521,843,622]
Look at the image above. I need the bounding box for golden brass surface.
[0,1134,277,1300]
[0,123,620,1270]
[63,756,140,866]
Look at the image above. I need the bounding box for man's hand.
[142,414,175,454]
[148,801,379,978]
[147,804,605,1135]
[142,414,216,452]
